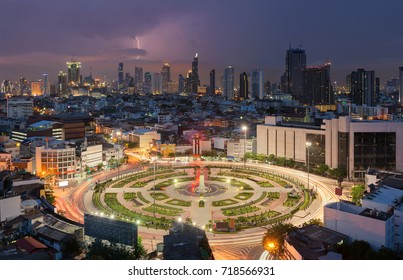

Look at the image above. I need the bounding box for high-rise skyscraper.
[118,62,124,89]
[67,60,81,86]
[31,81,43,96]
[19,77,29,95]
[348,68,377,106]
[144,72,152,94]
[223,66,234,100]
[42,73,49,95]
[57,71,67,96]
[399,67,403,104]
[162,63,170,93]
[209,69,215,95]
[239,72,249,100]
[134,67,143,87]
[152,73,162,94]
[281,47,306,101]
[178,74,185,94]
[191,53,199,93]
[250,69,264,100]
[302,63,333,105]
[186,70,192,93]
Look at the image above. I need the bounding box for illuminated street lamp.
[116,131,122,179]
[242,125,248,169]
[151,156,157,222]
[306,142,312,191]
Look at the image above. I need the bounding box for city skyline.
[2,0,403,85]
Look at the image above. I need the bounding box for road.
[54,159,345,259]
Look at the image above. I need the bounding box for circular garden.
[91,164,314,232]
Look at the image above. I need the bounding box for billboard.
[84,214,137,246]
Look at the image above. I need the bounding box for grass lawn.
[235,192,254,200]
[123,192,137,200]
[212,199,238,207]
[150,192,169,201]
[166,199,191,207]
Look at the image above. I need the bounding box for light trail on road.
[55,159,343,259]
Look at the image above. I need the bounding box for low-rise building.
[7,96,33,119]
[35,142,77,182]
[128,129,160,149]
[227,138,257,159]
[0,195,21,222]
[12,120,63,142]
[283,224,347,260]
[163,222,214,260]
[324,201,394,251]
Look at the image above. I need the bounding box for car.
[284,185,293,189]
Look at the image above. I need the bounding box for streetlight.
[242,125,247,169]
[151,156,157,222]
[116,131,122,179]
[306,141,311,191]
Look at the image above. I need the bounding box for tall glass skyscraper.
[134,67,143,87]
[67,60,81,86]
[209,69,215,95]
[191,53,199,93]
[162,63,170,93]
[250,69,264,100]
[281,47,306,100]
[223,66,234,100]
[239,72,248,100]
[118,62,124,89]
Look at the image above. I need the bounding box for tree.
[301,218,323,227]
[335,240,376,260]
[63,238,83,259]
[329,168,345,179]
[376,246,399,260]
[351,184,365,205]
[86,238,147,260]
[315,164,329,176]
[133,237,148,259]
[262,223,296,257]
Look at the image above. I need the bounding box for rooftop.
[362,186,403,206]
[359,208,393,221]
[285,225,347,260]
[326,201,393,221]
[15,237,47,254]
[43,214,81,234]
[36,225,70,242]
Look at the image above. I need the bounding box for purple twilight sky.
[1,0,403,86]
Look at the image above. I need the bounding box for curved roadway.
[54,160,347,259]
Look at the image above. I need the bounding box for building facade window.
[306,133,325,166]
[338,132,349,172]
[354,132,396,173]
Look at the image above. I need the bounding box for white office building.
[7,96,33,119]
[324,201,394,251]
[81,144,103,168]
[128,129,161,149]
[35,144,77,182]
[227,138,257,159]
[257,115,403,178]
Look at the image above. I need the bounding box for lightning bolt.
[135,36,141,60]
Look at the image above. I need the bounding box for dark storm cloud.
[0,0,194,56]
[1,0,403,83]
